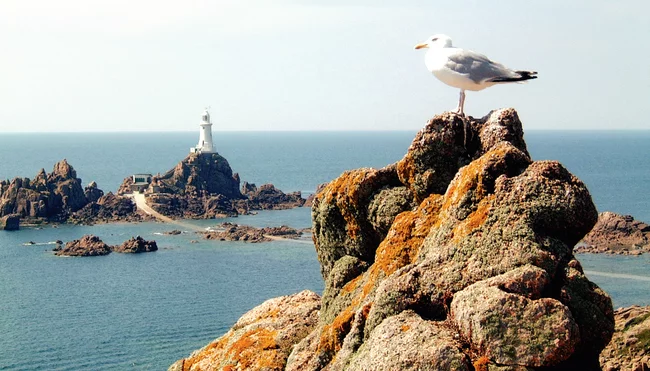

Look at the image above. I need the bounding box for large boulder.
[171,109,614,370]
[54,235,111,257]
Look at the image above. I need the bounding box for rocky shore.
[0,160,150,226]
[203,223,305,243]
[1,152,307,227]
[576,212,650,255]
[169,109,616,370]
[601,306,650,371]
[53,234,158,256]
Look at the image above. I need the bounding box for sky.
[1,0,649,132]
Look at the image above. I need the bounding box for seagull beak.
[414,43,428,50]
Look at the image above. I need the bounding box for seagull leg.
[454,90,466,116]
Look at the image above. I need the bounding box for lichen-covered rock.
[112,236,157,253]
[346,310,471,371]
[171,109,614,371]
[169,290,320,371]
[600,306,650,371]
[450,266,579,367]
[54,235,111,257]
[577,212,650,255]
[311,165,402,279]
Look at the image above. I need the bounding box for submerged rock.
[55,235,111,257]
[171,109,614,370]
[576,212,650,255]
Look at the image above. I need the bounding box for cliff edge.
[171,109,615,370]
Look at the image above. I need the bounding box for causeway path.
[130,193,314,244]
[130,193,204,232]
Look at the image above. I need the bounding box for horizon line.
[2,128,650,134]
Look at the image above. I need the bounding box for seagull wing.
[445,49,521,84]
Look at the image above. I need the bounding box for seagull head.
[414,34,452,50]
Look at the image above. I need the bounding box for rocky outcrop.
[134,153,244,218]
[242,182,306,210]
[203,223,303,243]
[54,234,112,257]
[576,212,650,255]
[0,160,139,225]
[169,290,321,371]
[0,160,88,221]
[0,214,20,230]
[113,236,158,253]
[600,306,650,371]
[170,109,614,370]
[84,181,104,203]
[69,192,146,224]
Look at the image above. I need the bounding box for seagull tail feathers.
[489,70,538,83]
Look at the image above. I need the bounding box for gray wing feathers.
[445,50,519,84]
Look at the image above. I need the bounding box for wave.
[22,241,60,246]
[584,270,650,282]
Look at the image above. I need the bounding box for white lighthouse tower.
[190,108,215,154]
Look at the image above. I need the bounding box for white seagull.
[414,34,537,115]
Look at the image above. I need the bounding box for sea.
[0,130,648,370]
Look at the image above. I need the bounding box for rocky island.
[169,109,617,370]
[576,212,650,255]
[0,160,149,226]
[53,234,158,256]
[118,153,305,219]
[0,154,305,227]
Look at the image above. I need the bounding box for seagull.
[414,34,537,115]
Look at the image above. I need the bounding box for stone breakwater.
[169,109,615,370]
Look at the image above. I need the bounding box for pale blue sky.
[1,0,648,132]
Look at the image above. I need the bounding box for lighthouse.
[190,108,215,154]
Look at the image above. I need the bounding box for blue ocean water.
[0,130,648,370]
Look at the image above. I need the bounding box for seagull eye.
[431,37,438,42]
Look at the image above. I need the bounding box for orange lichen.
[341,274,362,294]
[226,328,283,370]
[319,169,379,239]
[450,195,495,243]
[473,356,490,371]
[372,194,443,276]
[318,307,355,353]
[401,325,411,332]
[317,194,443,355]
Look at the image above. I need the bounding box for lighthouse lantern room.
[190,108,215,154]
